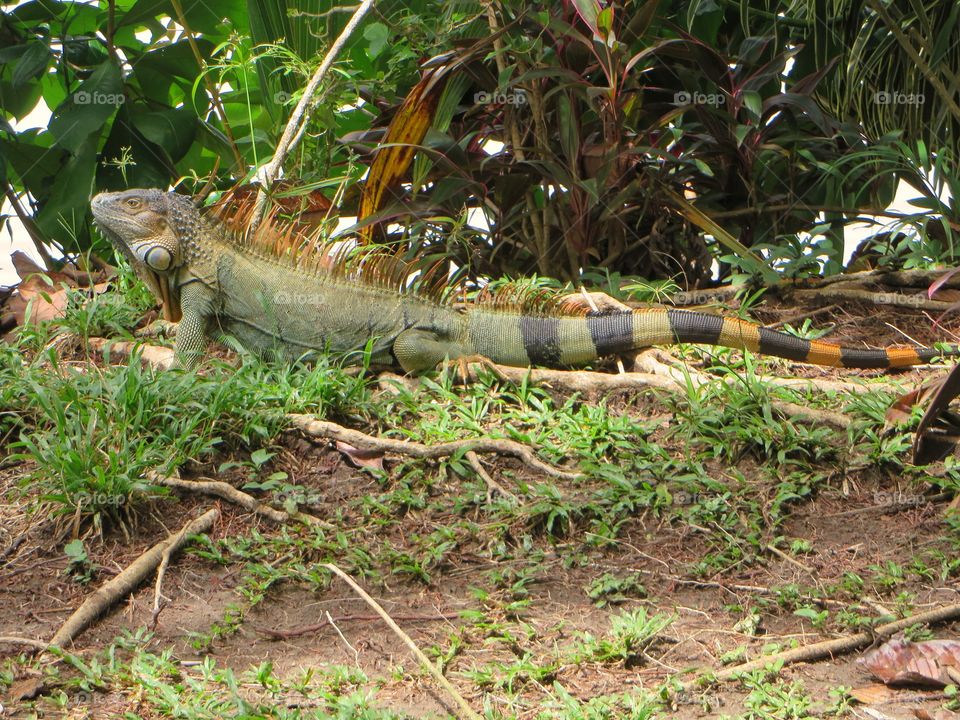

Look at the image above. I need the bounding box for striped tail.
[465,307,959,369]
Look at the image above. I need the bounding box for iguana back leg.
[392,328,467,374]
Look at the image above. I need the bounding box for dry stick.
[768,304,839,330]
[0,636,50,651]
[631,351,854,428]
[47,509,219,649]
[466,450,518,502]
[150,540,174,629]
[681,601,960,692]
[251,0,377,231]
[289,414,582,481]
[765,544,814,576]
[484,354,896,398]
[669,269,960,307]
[149,473,331,529]
[324,563,482,720]
[87,337,175,370]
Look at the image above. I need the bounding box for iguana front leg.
[392,328,467,374]
[172,282,215,370]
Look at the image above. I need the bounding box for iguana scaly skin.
[91,188,959,372]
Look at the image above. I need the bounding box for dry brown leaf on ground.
[335,441,385,471]
[2,251,112,332]
[848,683,903,704]
[860,636,960,687]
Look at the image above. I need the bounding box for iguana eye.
[124,198,143,210]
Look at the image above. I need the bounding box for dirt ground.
[2,296,960,719]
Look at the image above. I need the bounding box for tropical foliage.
[1,0,958,288]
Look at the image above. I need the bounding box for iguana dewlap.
[91,189,958,372]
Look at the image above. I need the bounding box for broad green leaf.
[49,62,124,154]
[130,106,198,162]
[0,132,65,192]
[0,78,43,120]
[741,91,762,120]
[11,42,51,86]
[35,134,99,247]
[556,93,579,165]
[364,22,389,60]
[571,0,600,34]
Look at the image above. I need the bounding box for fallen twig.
[681,601,960,691]
[324,563,482,720]
[466,450,518,502]
[150,534,175,629]
[289,414,582,481]
[47,509,219,649]
[148,472,331,528]
[0,636,50,651]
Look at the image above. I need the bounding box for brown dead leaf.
[860,636,960,687]
[885,384,937,430]
[848,683,902,704]
[13,276,69,324]
[335,441,385,471]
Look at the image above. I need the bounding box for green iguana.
[91,188,959,372]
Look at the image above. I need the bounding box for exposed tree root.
[288,414,582,481]
[0,636,49,651]
[668,268,960,308]
[86,337,174,370]
[792,285,952,312]
[681,601,960,692]
[47,508,219,650]
[466,450,518,502]
[324,563,483,720]
[148,472,331,529]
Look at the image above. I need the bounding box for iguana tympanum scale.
[91,188,958,372]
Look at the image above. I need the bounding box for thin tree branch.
[251,0,377,230]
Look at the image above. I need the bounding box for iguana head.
[91,189,199,322]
